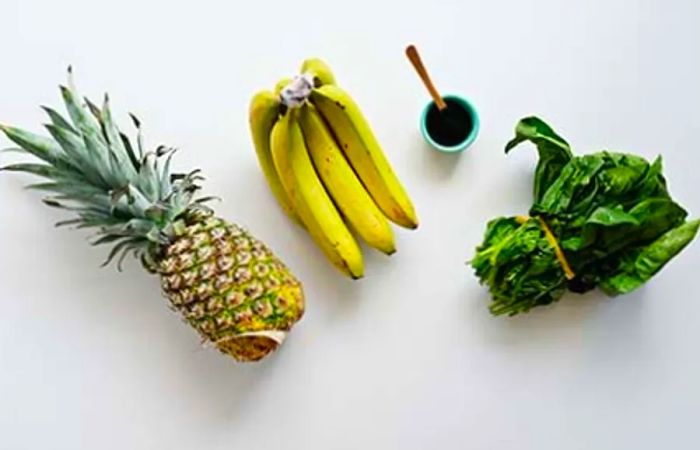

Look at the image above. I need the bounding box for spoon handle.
[405,45,447,111]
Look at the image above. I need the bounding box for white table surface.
[2,0,699,449]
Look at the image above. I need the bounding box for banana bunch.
[248,58,418,279]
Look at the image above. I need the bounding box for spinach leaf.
[599,154,649,197]
[586,206,640,227]
[472,216,567,316]
[576,198,687,256]
[472,117,698,315]
[600,220,700,295]
[505,117,573,203]
[535,154,605,215]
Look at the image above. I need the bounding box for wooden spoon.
[405,44,447,111]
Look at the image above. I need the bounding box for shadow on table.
[418,139,463,182]
[465,282,651,352]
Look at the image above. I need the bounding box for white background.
[1,0,699,449]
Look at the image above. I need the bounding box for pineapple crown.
[1,68,215,269]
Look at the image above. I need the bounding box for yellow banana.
[248,91,299,223]
[298,103,396,255]
[310,85,419,229]
[270,110,364,279]
[300,58,336,87]
[274,77,293,95]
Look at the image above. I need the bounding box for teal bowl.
[420,94,479,153]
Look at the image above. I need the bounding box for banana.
[248,91,299,223]
[274,77,293,96]
[310,85,419,229]
[300,58,336,87]
[298,103,396,255]
[270,110,364,279]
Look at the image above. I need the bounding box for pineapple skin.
[157,216,304,362]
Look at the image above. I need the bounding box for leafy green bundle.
[472,117,699,316]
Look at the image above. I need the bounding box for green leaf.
[0,124,67,165]
[60,84,105,147]
[505,117,573,202]
[578,198,687,257]
[586,206,640,227]
[634,220,700,278]
[84,97,103,124]
[91,234,124,246]
[474,116,699,315]
[600,220,700,295]
[636,156,668,199]
[1,70,207,256]
[535,153,605,215]
[25,181,106,200]
[120,132,141,171]
[129,113,145,159]
[600,165,646,196]
[42,106,78,135]
[44,123,107,187]
[471,216,568,315]
[81,132,117,185]
[101,94,138,179]
[1,147,25,154]
[1,163,64,179]
[59,80,113,182]
[107,146,128,188]
[136,153,160,202]
[159,148,175,194]
[100,237,143,269]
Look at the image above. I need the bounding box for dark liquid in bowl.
[426,98,473,147]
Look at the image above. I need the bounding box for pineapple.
[0,69,304,362]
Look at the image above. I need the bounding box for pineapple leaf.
[136,153,160,201]
[129,113,145,159]
[60,83,113,182]
[25,182,64,192]
[44,123,105,185]
[74,216,124,229]
[117,248,135,272]
[1,124,68,165]
[85,97,103,123]
[195,196,221,204]
[60,85,106,147]
[123,218,160,235]
[1,163,63,179]
[81,132,116,185]
[159,148,176,194]
[55,218,82,227]
[123,184,152,217]
[1,147,24,154]
[101,237,143,269]
[120,132,141,171]
[41,199,110,216]
[25,181,105,198]
[144,204,167,223]
[129,113,141,128]
[107,146,128,187]
[91,234,123,246]
[145,227,166,244]
[1,70,215,269]
[42,106,78,135]
[102,95,138,179]
[90,95,138,184]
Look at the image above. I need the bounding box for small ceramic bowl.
[420,94,480,153]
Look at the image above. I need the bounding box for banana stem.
[280,74,314,108]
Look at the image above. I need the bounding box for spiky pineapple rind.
[157,217,304,361]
